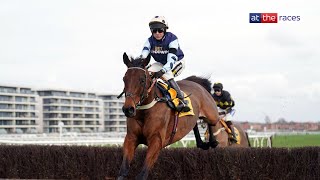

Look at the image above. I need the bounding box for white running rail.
[0,132,274,148]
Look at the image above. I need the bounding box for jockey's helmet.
[149,16,169,30]
[213,82,223,90]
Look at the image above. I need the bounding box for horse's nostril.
[122,106,135,117]
[128,107,135,114]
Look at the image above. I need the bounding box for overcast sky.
[1,0,319,123]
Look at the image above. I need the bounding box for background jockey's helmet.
[149,16,169,30]
[213,82,223,90]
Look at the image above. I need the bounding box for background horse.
[215,122,250,147]
[118,53,220,180]
[184,75,250,148]
[184,76,250,148]
[202,119,251,147]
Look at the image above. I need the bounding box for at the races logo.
[249,13,301,23]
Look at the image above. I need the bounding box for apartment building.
[37,89,104,133]
[0,85,41,134]
[99,94,126,132]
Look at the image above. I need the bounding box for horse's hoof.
[209,141,219,148]
[197,142,210,150]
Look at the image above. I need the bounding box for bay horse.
[184,76,250,148]
[184,75,251,148]
[118,53,220,180]
[200,118,251,147]
[211,111,250,147]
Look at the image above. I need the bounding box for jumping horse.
[117,53,220,180]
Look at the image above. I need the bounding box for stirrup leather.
[176,99,191,112]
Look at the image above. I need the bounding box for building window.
[0,120,13,125]
[0,112,13,117]
[73,100,82,105]
[52,91,67,97]
[0,87,17,93]
[70,92,85,98]
[73,107,82,111]
[61,106,71,111]
[16,112,28,118]
[38,91,52,96]
[20,88,32,94]
[84,100,94,105]
[0,95,12,101]
[85,107,94,112]
[61,99,71,104]
[88,93,96,98]
[29,97,36,102]
[16,105,28,110]
[15,96,27,102]
[0,104,11,109]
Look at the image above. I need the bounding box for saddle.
[156,81,194,117]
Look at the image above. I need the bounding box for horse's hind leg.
[136,134,162,180]
[118,135,138,180]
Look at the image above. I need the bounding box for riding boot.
[168,79,191,112]
[228,124,238,144]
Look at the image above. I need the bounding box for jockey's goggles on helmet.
[151,28,165,33]
[214,88,221,92]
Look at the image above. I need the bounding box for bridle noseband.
[121,67,154,108]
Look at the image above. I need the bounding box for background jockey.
[212,82,237,143]
[139,16,190,112]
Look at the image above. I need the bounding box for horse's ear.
[142,54,151,68]
[123,52,132,67]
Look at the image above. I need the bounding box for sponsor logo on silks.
[151,46,169,54]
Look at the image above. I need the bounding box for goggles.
[151,28,165,33]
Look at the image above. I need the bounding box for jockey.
[212,82,237,143]
[139,16,190,112]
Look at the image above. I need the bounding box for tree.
[264,115,271,124]
[277,117,287,124]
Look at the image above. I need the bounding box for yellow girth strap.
[219,119,232,134]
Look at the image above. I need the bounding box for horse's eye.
[140,78,145,84]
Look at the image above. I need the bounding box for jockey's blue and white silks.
[141,32,184,72]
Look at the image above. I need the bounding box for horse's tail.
[184,76,212,93]
[245,132,251,147]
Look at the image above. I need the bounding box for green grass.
[271,134,320,147]
[169,134,320,148]
[169,140,197,148]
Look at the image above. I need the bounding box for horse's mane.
[184,76,212,93]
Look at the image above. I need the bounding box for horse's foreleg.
[118,135,138,180]
[136,134,162,180]
[193,123,209,150]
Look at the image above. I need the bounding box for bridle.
[118,67,156,108]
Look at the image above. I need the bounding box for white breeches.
[218,107,236,122]
[147,59,185,80]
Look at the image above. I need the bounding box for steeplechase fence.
[0,145,318,179]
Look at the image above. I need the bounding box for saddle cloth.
[157,81,195,117]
